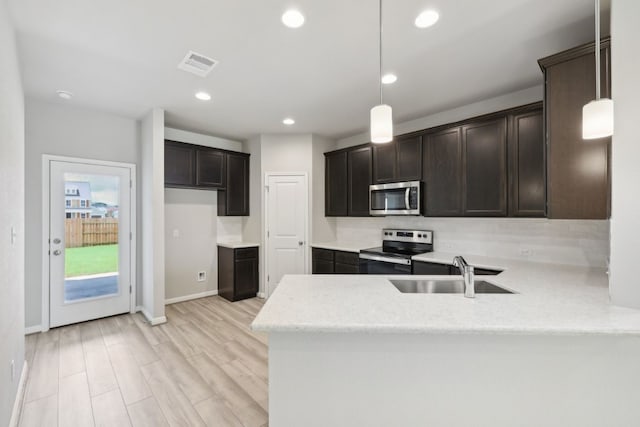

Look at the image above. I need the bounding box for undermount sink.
[390,279,514,294]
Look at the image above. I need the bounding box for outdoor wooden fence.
[65,218,119,248]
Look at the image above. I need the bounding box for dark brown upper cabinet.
[325,151,349,216]
[539,38,611,219]
[196,148,226,188]
[347,146,372,216]
[508,107,545,217]
[462,118,508,216]
[423,127,464,217]
[165,141,195,187]
[372,136,422,184]
[218,152,250,216]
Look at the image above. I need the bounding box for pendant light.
[370,0,393,143]
[582,0,614,139]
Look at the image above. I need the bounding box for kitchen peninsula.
[252,255,640,427]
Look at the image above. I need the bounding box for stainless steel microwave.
[369,181,421,216]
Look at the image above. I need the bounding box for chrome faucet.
[453,256,475,298]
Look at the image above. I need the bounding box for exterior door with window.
[48,159,133,328]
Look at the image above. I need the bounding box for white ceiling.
[9,0,602,141]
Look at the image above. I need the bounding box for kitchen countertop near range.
[252,252,640,336]
[311,241,376,253]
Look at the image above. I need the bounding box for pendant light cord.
[595,0,601,100]
[379,0,383,105]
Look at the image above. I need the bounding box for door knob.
[298,241,304,246]
[52,250,62,256]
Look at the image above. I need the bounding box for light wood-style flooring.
[20,296,268,427]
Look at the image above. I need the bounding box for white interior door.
[49,159,133,327]
[266,174,307,296]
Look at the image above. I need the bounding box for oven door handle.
[359,253,412,266]
[405,188,411,210]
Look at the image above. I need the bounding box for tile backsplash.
[336,217,609,268]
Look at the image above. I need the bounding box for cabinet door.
[413,261,451,275]
[462,118,508,216]
[312,259,334,274]
[509,109,545,217]
[325,152,348,216]
[348,146,372,216]
[235,257,259,299]
[372,143,397,183]
[423,128,463,216]
[164,142,195,186]
[196,148,226,188]
[396,136,422,181]
[544,44,610,219]
[224,153,250,216]
[334,263,359,274]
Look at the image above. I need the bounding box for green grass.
[65,244,118,277]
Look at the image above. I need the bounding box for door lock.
[52,250,62,256]
[53,238,61,244]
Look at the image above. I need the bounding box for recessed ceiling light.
[282,10,305,28]
[195,91,211,101]
[415,10,439,28]
[56,90,73,100]
[283,118,295,125]
[381,73,398,84]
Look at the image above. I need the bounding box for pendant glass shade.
[583,98,614,139]
[370,104,393,143]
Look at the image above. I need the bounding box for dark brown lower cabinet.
[413,260,502,276]
[312,248,359,274]
[218,246,259,302]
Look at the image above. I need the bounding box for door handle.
[52,249,62,256]
[405,188,411,210]
[298,241,304,246]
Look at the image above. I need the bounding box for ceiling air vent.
[177,51,219,77]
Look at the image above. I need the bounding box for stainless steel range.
[359,229,434,274]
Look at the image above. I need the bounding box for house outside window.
[66,213,71,219]
[80,200,86,208]
[66,200,71,208]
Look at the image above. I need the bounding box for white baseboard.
[136,306,167,326]
[9,361,28,427]
[257,292,267,299]
[165,290,218,305]
[24,325,42,335]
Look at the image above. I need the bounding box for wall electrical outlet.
[197,271,206,282]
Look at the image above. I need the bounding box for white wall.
[140,108,165,323]
[311,135,337,243]
[0,2,25,424]
[162,130,243,302]
[337,85,543,149]
[24,98,138,329]
[335,217,609,268]
[609,0,640,308]
[165,127,243,152]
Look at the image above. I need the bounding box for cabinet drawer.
[312,248,335,262]
[235,247,258,260]
[334,250,359,266]
[412,261,451,275]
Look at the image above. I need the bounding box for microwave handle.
[405,187,411,210]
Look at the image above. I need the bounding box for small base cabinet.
[218,245,259,302]
[312,248,360,274]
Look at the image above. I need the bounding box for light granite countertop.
[311,241,376,253]
[252,252,640,336]
[217,241,260,249]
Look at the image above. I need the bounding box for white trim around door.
[263,172,310,297]
[41,155,137,331]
